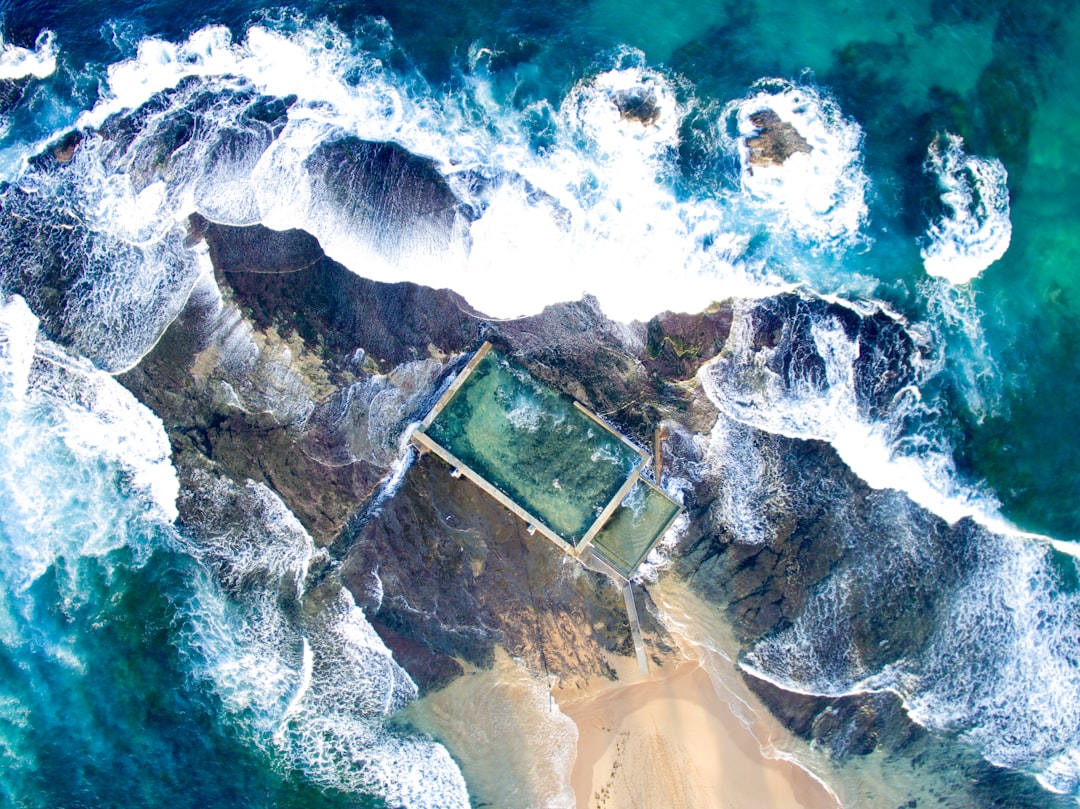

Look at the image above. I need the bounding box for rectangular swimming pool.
[413,342,680,578]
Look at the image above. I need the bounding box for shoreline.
[556,657,839,809]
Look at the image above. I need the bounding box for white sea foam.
[0,31,56,81]
[36,344,180,523]
[921,133,1011,285]
[722,79,870,248]
[741,511,1080,798]
[0,296,178,591]
[506,397,543,432]
[908,536,1080,795]
[702,415,793,547]
[281,590,470,808]
[7,136,210,372]
[698,297,1000,533]
[921,276,1002,422]
[560,59,683,168]
[178,471,469,808]
[0,296,38,403]
[57,24,789,322]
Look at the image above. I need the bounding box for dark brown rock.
[205,221,479,374]
[338,452,663,685]
[742,669,923,758]
[644,305,734,381]
[370,619,464,695]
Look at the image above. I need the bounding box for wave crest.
[0,31,56,82]
[921,132,1011,285]
[722,79,869,249]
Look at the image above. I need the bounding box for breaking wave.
[176,469,471,808]
[697,293,1000,531]
[741,501,1080,798]
[0,294,178,590]
[721,78,870,249]
[17,23,787,323]
[0,30,56,81]
[921,132,1012,285]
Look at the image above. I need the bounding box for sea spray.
[0,294,178,592]
[921,133,1011,285]
[697,293,1004,530]
[53,22,783,322]
[176,468,471,808]
[0,30,56,81]
[722,78,870,249]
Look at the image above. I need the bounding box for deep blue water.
[2,0,1080,806]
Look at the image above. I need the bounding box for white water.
[698,296,1003,530]
[723,78,870,249]
[31,23,802,322]
[0,295,178,591]
[909,535,1080,796]
[737,506,1080,798]
[3,17,1058,805]
[0,30,55,81]
[177,469,471,808]
[921,133,1012,284]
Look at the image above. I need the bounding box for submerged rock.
[610,88,661,126]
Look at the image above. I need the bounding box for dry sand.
[557,659,840,809]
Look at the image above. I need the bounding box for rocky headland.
[0,83,1059,807]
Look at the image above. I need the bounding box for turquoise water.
[2,0,1080,805]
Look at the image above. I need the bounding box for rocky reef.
[114,213,717,692]
[745,108,813,168]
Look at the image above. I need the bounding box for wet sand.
[557,659,839,809]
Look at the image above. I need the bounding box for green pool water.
[424,348,646,544]
[591,479,682,576]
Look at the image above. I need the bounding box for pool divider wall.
[590,478,684,577]
[577,457,647,550]
[411,339,682,581]
[419,340,495,430]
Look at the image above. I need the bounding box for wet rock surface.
[118,216,704,694]
[113,200,955,760]
[611,88,661,126]
[745,108,812,168]
[99,199,1006,801]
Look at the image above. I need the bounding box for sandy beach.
[557,658,839,809]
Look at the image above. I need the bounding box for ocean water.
[2,0,1080,806]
